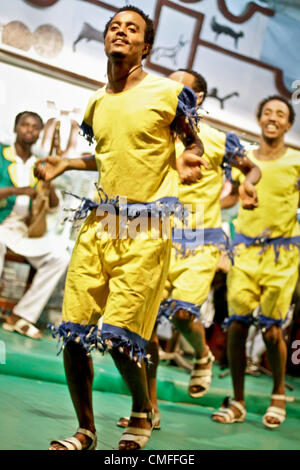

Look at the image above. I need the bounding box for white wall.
[0,0,299,148]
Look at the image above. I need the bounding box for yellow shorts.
[57,210,171,359]
[160,243,221,317]
[227,244,299,324]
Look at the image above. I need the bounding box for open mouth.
[113,39,128,45]
[265,124,278,132]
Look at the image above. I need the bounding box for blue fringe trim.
[48,321,150,364]
[63,186,188,225]
[172,86,199,133]
[222,314,283,332]
[119,197,186,221]
[158,298,201,320]
[62,190,99,223]
[100,324,149,366]
[172,227,233,261]
[222,314,253,330]
[222,133,245,182]
[233,231,300,262]
[48,321,100,356]
[80,121,94,145]
[254,315,282,332]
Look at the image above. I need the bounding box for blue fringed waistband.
[63,187,187,225]
[172,227,232,259]
[233,231,300,261]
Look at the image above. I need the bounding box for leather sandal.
[2,318,42,340]
[262,394,294,429]
[117,410,161,430]
[119,410,154,450]
[49,428,97,450]
[212,397,246,423]
[189,349,215,398]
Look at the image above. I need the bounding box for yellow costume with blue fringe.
[226,148,300,329]
[159,124,237,321]
[53,74,198,362]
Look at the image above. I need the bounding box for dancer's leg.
[172,309,210,395]
[262,325,287,425]
[50,341,96,450]
[146,326,160,414]
[212,320,249,422]
[111,348,152,451]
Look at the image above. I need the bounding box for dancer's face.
[259,99,292,141]
[105,10,150,63]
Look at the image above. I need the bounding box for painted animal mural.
[211,16,244,48]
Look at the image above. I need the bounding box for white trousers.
[0,241,69,324]
[246,325,266,364]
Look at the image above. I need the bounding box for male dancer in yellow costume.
[34,7,208,451]
[117,69,261,431]
[212,95,299,429]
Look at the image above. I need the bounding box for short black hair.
[14,111,44,130]
[178,68,208,100]
[103,5,155,59]
[256,95,295,125]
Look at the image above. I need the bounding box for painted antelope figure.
[151,35,188,66]
[210,16,244,48]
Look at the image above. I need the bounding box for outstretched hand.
[177,151,210,184]
[239,180,258,210]
[34,156,68,182]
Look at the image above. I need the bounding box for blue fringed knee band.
[48,321,150,365]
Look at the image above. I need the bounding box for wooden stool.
[0,249,36,315]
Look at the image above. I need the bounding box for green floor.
[0,328,299,450]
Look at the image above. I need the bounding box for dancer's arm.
[175,115,208,184]
[34,154,97,182]
[230,154,261,186]
[229,156,261,210]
